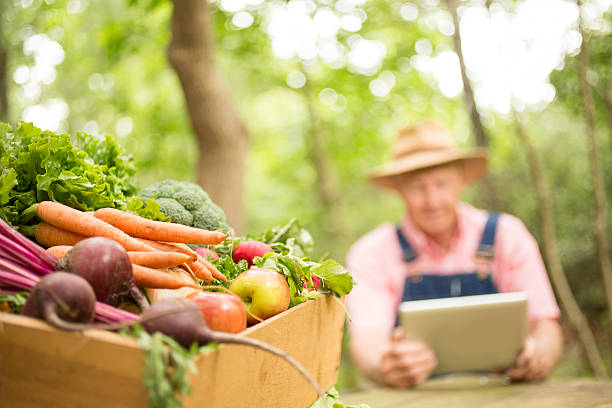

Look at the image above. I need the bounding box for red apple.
[229,268,290,325]
[186,291,247,334]
[233,241,273,267]
[194,247,219,261]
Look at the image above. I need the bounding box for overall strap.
[475,212,500,261]
[396,226,418,263]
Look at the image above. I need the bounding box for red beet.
[22,272,96,330]
[233,241,273,267]
[57,237,148,310]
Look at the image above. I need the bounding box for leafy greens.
[212,218,355,306]
[125,325,217,408]
[0,291,28,313]
[0,121,168,230]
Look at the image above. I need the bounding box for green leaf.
[251,218,314,257]
[312,260,355,297]
[0,121,167,227]
[0,291,29,313]
[126,326,199,408]
[126,196,171,222]
[308,387,371,408]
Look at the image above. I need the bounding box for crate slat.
[0,294,345,408]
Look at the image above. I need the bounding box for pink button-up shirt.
[346,203,560,335]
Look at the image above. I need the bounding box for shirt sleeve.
[345,230,399,336]
[494,214,561,321]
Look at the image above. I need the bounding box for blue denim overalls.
[395,213,500,318]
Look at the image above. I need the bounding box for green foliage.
[5,0,612,385]
[125,325,217,408]
[0,121,166,227]
[0,291,29,313]
[212,255,249,284]
[309,386,370,408]
[249,217,314,258]
[140,179,228,230]
[211,218,355,305]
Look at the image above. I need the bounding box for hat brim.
[368,148,488,190]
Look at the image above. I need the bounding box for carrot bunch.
[33,201,228,290]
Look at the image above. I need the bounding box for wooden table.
[341,375,612,408]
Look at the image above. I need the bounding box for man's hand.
[379,328,437,388]
[506,319,563,382]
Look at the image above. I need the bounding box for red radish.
[194,247,219,261]
[233,241,273,267]
[57,237,148,311]
[187,291,247,333]
[303,275,322,291]
[21,272,96,330]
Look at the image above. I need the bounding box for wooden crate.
[0,294,345,408]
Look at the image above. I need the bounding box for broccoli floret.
[192,202,227,231]
[155,197,194,226]
[139,179,228,231]
[174,189,206,212]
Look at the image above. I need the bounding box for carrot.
[34,222,87,248]
[132,264,199,289]
[169,242,227,282]
[35,201,157,253]
[169,242,201,257]
[46,244,192,270]
[196,256,228,282]
[46,245,73,258]
[137,239,227,282]
[93,208,227,245]
[135,238,193,255]
[127,251,194,269]
[185,260,213,282]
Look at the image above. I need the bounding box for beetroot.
[140,298,323,399]
[193,247,219,261]
[233,241,273,267]
[22,272,96,330]
[58,237,148,311]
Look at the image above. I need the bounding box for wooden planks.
[0,294,345,408]
[341,376,612,408]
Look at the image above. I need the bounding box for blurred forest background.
[2,0,612,389]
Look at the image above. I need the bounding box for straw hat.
[369,121,488,190]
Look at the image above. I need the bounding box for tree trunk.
[167,0,249,233]
[445,0,497,209]
[513,109,608,378]
[577,1,612,330]
[302,73,345,238]
[606,52,612,184]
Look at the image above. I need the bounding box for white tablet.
[399,292,528,374]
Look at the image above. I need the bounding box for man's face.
[397,163,465,237]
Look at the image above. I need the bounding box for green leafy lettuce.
[0,121,167,229]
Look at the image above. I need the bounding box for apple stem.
[210,332,327,407]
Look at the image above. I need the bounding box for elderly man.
[346,122,563,388]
